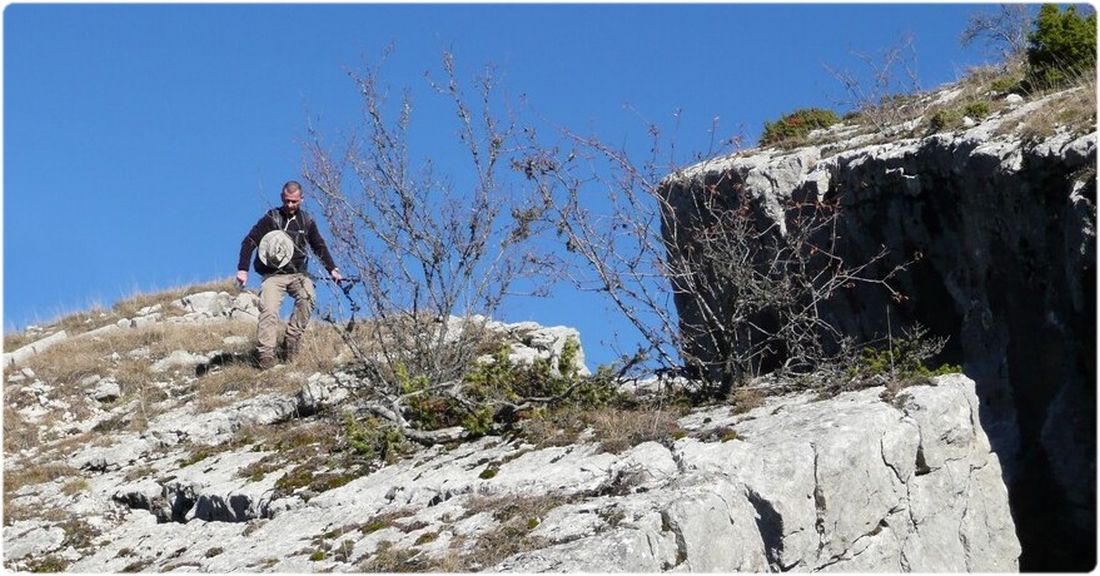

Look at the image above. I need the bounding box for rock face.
[662,88,1095,570]
[4,364,1019,572]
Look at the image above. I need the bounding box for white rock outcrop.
[663,86,1094,570]
[5,370,1019,572]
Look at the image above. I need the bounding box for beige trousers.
[256,273,315,356]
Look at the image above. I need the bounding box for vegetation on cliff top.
[758,3,1096,148]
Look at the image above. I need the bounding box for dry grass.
[4,327,56,353]
[291,322,355,374]
[302,314,508,380]
[22,320,252,393]
[585,407,685,454]
[10,317,267,437]
[5,278,236,349]
[1017,81,1097,141]
[793,59,1093,155]
[916,65,1019,134]
[519,405,686,455]
[4,406,39,454]
[4,462,82,505]
[443,493,567,570]
[194,364,272,411]
[60,478,90,496]
[730,387,766,415]
[358,541,421,572]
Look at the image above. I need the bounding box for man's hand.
[330,268,343,283]
[236,270,248,288]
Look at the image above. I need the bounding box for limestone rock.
[173,290,260,321]
[3,521,66,562]
[3,330,68,367]
[4,274,1021,573]
[662,87,1094,569]
[22,374,1018,573]
[89,377,122,403]
[151,350,211,373]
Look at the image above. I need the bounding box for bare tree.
[303,50,556,441]
[961,4,1031,64]
[824,33,924,131]
[521,125,907,398]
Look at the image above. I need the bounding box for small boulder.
[91,378,122,403]
[152,350,210,373]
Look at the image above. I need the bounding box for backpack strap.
[267,208,285,230]
[268,208,312,232]
[297,209,314,232]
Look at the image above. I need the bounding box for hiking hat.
[258,230,295,269]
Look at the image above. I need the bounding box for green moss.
[719,429,740,442]
[344,415,410,464]
[273,465,314,496]
[178,447,214,467]
[414,531,439,546]
[361,518,394,535]
[479,465,499,480]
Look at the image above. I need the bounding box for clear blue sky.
[4,3,1001,368]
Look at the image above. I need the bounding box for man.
[237,181,342,369]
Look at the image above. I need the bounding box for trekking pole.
[310,272,365,331]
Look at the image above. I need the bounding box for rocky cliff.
[663,85,1095,570]
[3,287,1019,571]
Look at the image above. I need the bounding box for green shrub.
[28,555,70,573]
[344,415,409,463]
[848,329,959,383]
[963,100,991,119]
[1026,4,1097,90]
[759,107,841,147]
[928,100,992,134]
[460,337,617,435]
[989,74,1023,94]
[928,108,964,132]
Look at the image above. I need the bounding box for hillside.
[8,66,1096,572]
[3,281,1020,572]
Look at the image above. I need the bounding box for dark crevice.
[746,489,785,571]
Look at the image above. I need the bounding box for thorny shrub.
[346,335,620,442]
[759,107,841,147]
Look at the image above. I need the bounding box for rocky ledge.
[5,292,1019,573]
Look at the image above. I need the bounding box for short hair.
[282,181,303,197]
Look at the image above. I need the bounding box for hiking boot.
[256,352,277,370]
[281,335,300,361]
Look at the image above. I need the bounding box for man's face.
[282,191,303,214]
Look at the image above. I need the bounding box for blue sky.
[4,3,1005,368]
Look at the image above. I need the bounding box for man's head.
[281,181,304,215]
